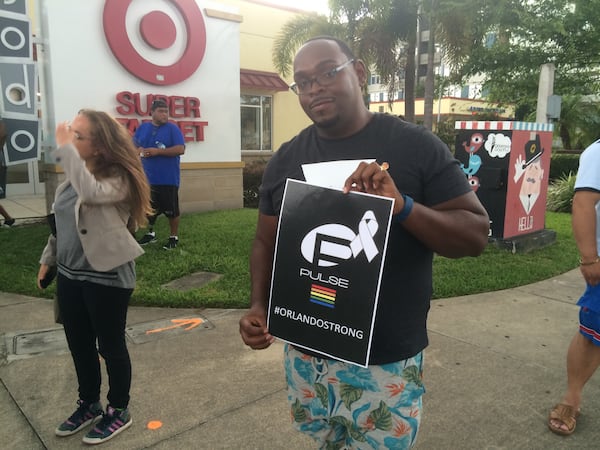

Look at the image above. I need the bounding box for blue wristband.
[395,194,414,222]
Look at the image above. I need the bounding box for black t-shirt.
[260,113,471,364]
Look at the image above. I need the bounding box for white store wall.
[38,0,241,164]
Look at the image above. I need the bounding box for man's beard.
[313,114,339,130]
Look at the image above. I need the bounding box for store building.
[1,0,310,213]
[368,95,515,125]
[2,0,516,212]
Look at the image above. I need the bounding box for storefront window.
[241,95,272,151]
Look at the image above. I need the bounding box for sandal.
[548,403,580,436]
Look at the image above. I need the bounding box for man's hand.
[239,309,274,350]
[141,147,157,157]
[581,263,600,286]
[343,161,404,214]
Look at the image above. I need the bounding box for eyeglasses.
[73,131,92,141]
[289,59,355,95]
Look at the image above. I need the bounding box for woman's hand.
[37,264,50,290]
[55,121,73,147]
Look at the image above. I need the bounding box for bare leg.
[550,332,600,432]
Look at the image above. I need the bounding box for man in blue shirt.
[134,100,185,249]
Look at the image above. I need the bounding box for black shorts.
[150,185,180,218]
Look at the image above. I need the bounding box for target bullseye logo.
[140,11,176,49]
[103,0,206,85]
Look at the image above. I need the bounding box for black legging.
[57,274,132,408]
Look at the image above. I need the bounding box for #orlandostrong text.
[272,306,364,340]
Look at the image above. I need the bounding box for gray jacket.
[40,143,144,272]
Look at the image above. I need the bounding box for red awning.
[240,69,289,92]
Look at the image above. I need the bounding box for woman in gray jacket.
[38,109,152,445]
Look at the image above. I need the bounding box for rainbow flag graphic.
[309,284,337,308]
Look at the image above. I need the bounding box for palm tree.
[273,0,526,130]
[552,95,600,150]
[359,0,419,122]
[422,0,438,130]
[272,14,341,77]
[272,0,419,122]
[421,0,488,130]
[421,0,526,129]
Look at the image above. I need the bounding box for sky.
[261,0,330,15]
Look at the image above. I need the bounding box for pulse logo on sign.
[298,210,381,291]
[267,180,394,367]
[103,0,207,85]
[300,211,380,267]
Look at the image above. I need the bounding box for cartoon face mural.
[455,122,553,240]
[512,134,544,214]
[460,132,484,191]
[455,129,512,238]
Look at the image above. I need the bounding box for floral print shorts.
[284,344,425,449]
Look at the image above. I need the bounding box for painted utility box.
[454,121,554,240]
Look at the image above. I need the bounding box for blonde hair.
[78,109,153,231]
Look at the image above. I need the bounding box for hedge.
[550,153,580,182]
[243,159,268,208]
[242,150,579,205]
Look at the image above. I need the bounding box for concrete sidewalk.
[1,269,599,449]
[0,194,47,225]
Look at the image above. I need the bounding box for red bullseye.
[140,11,176,50]
[103,0,206,86]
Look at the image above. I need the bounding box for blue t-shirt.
[134,121,185,186]
[574,139,600,255]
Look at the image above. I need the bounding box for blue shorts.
[579,307,600,346]
[284,344,425,449]
[577,284,600,346]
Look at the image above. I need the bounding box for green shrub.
[434,118,458,152]
[547,171,576,212]
[243,159,268,208]
[550,153,580,181]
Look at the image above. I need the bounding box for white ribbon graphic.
[349,210,379,262]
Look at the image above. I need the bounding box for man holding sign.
[239,36,489,449]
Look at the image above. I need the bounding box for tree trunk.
[423,3,437,130]
[404,36,416,123]
[559,124,571,150]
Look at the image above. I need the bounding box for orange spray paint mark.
[147,420,163,430]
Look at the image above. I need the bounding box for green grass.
[433,211,576,298]
[0,209,577,307]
